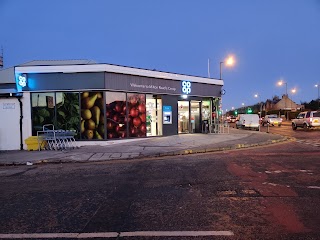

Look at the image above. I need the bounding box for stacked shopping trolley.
[37,124,77,150]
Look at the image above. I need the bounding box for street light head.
[225,56,234,66]
[254,94,258,98]
[278,81,283,86]
[291,88,297,94]
[315,84,319,88]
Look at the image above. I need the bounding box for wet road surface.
[0,139,319,239]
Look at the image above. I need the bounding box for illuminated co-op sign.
[181,80,191,94]
[17,74,27,88]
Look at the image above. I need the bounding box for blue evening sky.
[1,0,320,111]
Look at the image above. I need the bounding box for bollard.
[267,122,270,133]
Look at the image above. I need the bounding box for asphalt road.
[0,126,319,240]
[230,121,320,145]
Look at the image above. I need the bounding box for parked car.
[292,111,320,130]
[261,114,283,126]
[236,114,260,131]
[227,115,237,123]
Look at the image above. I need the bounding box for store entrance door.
[190,101,201,133]
[178,101,189,133]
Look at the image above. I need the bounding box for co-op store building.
[0,60,223,150]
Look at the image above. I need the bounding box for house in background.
[264,94,304,111]
[273,94,304,110]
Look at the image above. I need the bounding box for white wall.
[0,93,32,150]
[0,98,21,150]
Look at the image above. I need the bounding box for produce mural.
[32,91,149,140]
[106,94,127,139]
[105,93,146,139]
[80,91,105,139]
[127,93,146,137]
[56,92,80,138]
[31,93,55,135]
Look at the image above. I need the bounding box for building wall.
[22,92,32,150]
[3,68,222,150]
[162,95,178,136]
[0,98,21,150]
[0,93,32,150]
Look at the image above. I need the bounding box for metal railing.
[210,123,230,134]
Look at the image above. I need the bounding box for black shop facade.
[15,63,223,140]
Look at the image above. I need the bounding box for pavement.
[0,128,291,166]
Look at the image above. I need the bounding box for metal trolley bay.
[37,124,77,150]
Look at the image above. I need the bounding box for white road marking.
[307,186,320,189]
[121,231,234,237]
[78,232,119,238]
[0,233,80,239]
[0,231,234,238]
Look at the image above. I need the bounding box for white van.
[236,114,260,131]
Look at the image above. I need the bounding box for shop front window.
[190,101,200,133]
[105,92,127,139]
[202,100,211,120]
[157,98,163,136]
[146,95,162,136]
[56,92,80,139]
[80,91,104,140]
[127,93,146,137]
[31,93,55,135]
[178,101,190,133]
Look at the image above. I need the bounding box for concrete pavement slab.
[0,128,288,166]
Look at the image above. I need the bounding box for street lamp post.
[217,55,235,125]
[219,56,234,80]
[278,80,288,119]
[290,88,297,114]
[315,84,320,109]
[254,93,262,117]
[278,80,288,96]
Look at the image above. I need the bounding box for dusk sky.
[1,0,320,111]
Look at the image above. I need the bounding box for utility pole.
[207,58,210,78]
[0,46,3,69]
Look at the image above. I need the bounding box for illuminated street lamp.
[278,80,288,111]
[278,80,288,95]
[220,56,235,80]
[254,93,262,116]
[315,84,319,109]
[290,88,297,111]
[241,102,245,113]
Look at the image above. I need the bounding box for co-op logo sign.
[181,80,191,94]
[16,73,28,91]
[18,74,27,87]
